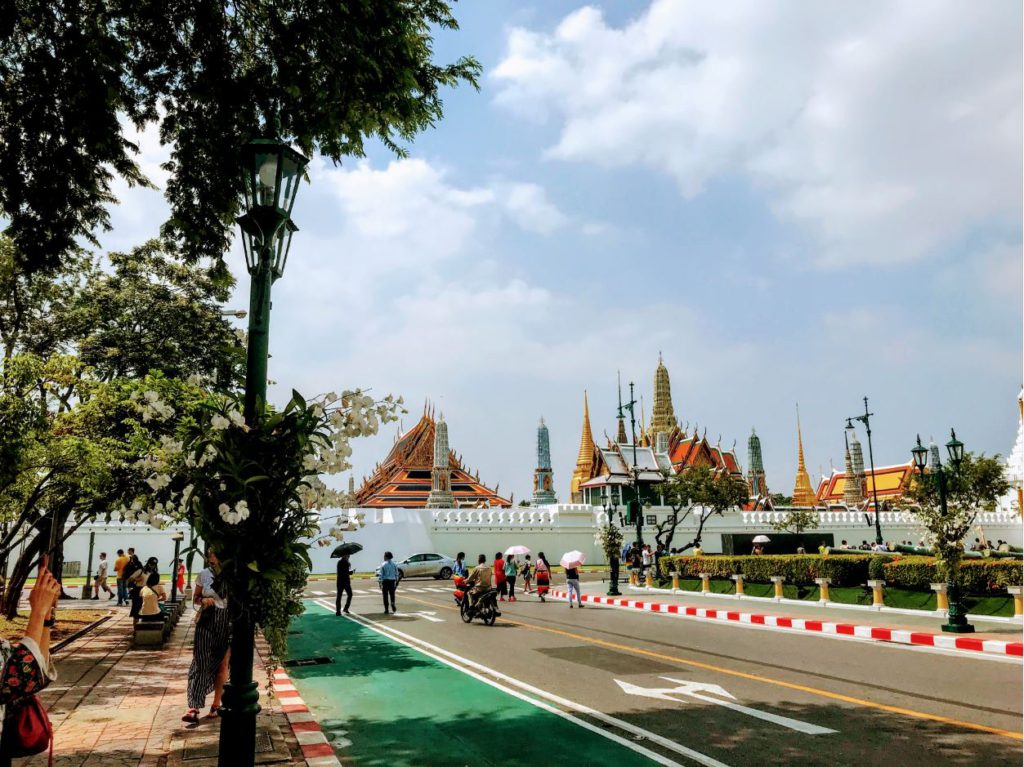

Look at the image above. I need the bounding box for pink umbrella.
[505,545,530,556]
[560,550,586,569]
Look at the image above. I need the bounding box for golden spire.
[792,404,817,507]
[650,352,679,439]
[570,391,596,500]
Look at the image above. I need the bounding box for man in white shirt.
[93,552,114,600]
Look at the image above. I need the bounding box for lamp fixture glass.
[946,429,965,467]
[911,434,928,474]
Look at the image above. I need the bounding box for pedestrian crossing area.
[306,585,454,597]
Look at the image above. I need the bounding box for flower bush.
[123,384,402,665]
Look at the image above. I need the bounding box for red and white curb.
[271,668,343,766]
[548,590,1024,658]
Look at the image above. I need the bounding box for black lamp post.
[622,382,644,548]
[601,487,622,596]
[220,138,308,767]
[851,397,884,545]
[911,430,974,634]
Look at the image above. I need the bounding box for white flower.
[302,454,317,471]
[144,390,160,403]
[227,409,245,427]
[218,503,239,524]
[187,373,204,386]
[146,474,171,491]
[211,414,230,430]
[234,500,250,522]
[325,392,338,404]
[234,328,247,343]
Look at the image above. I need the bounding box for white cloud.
[499,182,568,234]
[493,1,1023,268]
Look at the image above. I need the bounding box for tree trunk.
[2,528,45,619]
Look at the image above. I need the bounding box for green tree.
[770,507,820,536]
[0,0,480,274]
[664,466,749,553]
[904,452,1009,584]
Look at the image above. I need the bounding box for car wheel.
[439,567,452,580]
[397,569,404,582]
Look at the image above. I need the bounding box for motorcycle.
[453,575,501,625]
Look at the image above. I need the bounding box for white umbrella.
[560,550,586,569]
[505,545,530,556]
[752,535,771,544]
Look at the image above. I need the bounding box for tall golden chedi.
[792,405,818,507]
[649,353,679,438]
[570,391,596,502]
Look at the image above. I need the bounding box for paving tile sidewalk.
[24,607,308,767]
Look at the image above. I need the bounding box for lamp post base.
[607,557,621,596]
[940,623,975,634]
[942,581,975,634]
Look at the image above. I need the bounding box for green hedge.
[664,554,873,588]
[882,557,1023,593]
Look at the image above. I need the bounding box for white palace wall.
[31,504,1024,580]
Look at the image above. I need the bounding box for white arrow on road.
[409,610,444,623]
[616,677,836,736]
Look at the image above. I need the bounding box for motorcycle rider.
[465,553,492,610]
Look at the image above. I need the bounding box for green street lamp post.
[911,430,974,634]
[850,397,884,545]
[601,487,622,596]
[219,138,308,767]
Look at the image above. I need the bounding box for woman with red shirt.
[493,552,507,602]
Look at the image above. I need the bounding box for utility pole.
[853,397,883,545]
[623,382,643,547]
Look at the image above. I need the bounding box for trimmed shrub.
[883,557,1023,594]
[665,554,871,587]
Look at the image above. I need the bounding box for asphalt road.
[301,579,1023,766]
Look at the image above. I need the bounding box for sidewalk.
[25,607,309,767]
[564,581,1023,658]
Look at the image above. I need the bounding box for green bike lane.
[285,601,664,767]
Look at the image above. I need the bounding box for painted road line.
[302,600,682,767]
[393,592,1024,742]
[616,678,835,735]
[310,590,327,596]
[550,589,1024,659]
[318,599,732,767]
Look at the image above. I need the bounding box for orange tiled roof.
[815,462,915,504]
[355,412,511,508]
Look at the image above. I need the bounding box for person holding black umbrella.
[336,554,353,616]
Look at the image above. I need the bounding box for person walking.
[504,554,518,602]
[335,554,353,616]
[520,554,533,594]
[378,552,399,615]
[534,553,550,603]
[123,553,146,625]
[494,552,507,602]
[182,548,230,724]
[93,552,114,600]
[453,552,468,578]
[175,559,186,595]
[641,545,653,580]
[113,548,129,606]
[565,564,583,608]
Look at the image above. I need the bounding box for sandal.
[206,706,222,718]
[181,709,200,724]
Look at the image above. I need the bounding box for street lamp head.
[946,428,965,468]
[911,434,928,474]
[238,139,309,280]
[171,531,185,542]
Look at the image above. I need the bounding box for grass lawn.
[0,608,111,643]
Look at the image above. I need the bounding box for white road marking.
[311,590,327,596]
[411,611,444,623]
[616,678,836,736]
[312,598,729,767]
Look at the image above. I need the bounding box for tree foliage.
[770,507,820,536]
[904,453,1009,582]
[0,0,481,274]
[662,466,749,552]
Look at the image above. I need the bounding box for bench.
[132,600,187,648]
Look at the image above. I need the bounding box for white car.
[377,553,457,581]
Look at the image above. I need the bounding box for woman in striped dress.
[182,548,231,724]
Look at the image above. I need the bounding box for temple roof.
[815,462,915,506]
[355,411,511,508]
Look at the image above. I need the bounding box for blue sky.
[104,1,1023,503]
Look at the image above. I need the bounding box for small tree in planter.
[594,518,624,595]
[770,507,820,545]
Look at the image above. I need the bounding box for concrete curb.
[548,589,1024,658]
[271,668,342,766]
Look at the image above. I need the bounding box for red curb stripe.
[726,612,740,622]
[1007,643,1023,657]
[954,637,984,652]
[870,628,892,641]
[281,703,309,713]
[775,617,792,628]
[750,614,766,625]
[909,632,934,645]
[291,721,322,733]
[836,624,856,636]
[275,689,302,698]
[302,743,335,758]
[650,603,662,611]
[667,605,679,614]
[805,620,823,632]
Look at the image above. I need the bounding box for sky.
[101,0,1023,504]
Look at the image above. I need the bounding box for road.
[294,578,1023,766]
